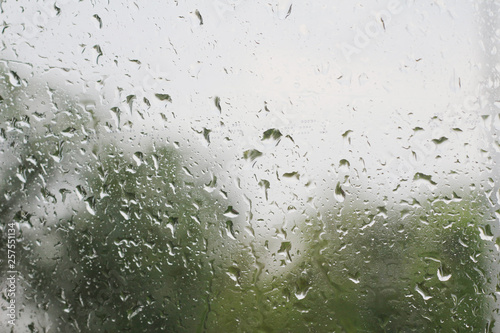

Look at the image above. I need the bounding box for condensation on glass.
[0,0,499,332]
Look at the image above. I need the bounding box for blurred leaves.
[0,67,497,333]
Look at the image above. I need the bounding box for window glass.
[0,0,499,331]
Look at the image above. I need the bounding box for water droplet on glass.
[334,182,346,202]
[223,206,239,218]
[437,266,452,282]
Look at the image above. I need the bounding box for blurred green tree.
[0,69,242,332]
[0,68,497,332]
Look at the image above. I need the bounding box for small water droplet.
[283,171,299,179]
[93,14,103,28]
[227,266,241,284]
[85,197,96,216]
[437,266,452,282]
[133,152,144,166]
[225,221,236,240]
[432,136,448,144]
[243,149,262,161]
[415,284,432,300]
[262,128,282,141]
[294,277,310,300]
[7,71,22,86]
[155,93,172,102]
[339,159,350,172]
[223,206,239,218]
[334,182,346,202]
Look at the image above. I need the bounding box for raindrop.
[437,266,452,282]
[195,9,203,25]
[214,96,222,112]
[478,225,494,241]
[413,172,437,185]
[61,127,76,138]
[223,206,239,218]
[262,128,282,141]
[126,94,136,114]
[278,241,292,261]
[93,45,103,63]
[151,154,159,170]
[415,284,432,300]
[127,305,144,320]
[225,221,237,240]
[182,167,193,177]
[85,196,96,216]
[110,107,121,128]
[243,149,263,161]
[133,152,144,166]
[15,172,26,183]
[258,179,270,200]
[7,71,22,86]
[120,210,130,220]
[59,188,70,202]
[275,0,293,20]
[155,93,172,102]
[339,159,350,172]
[334,182,346,202]
[432,136,448,144]
[294,277,311,300]
[203,128,211,144]
[93,14,103,28]
[283,171,299,179]
[76,185,87,200]
[227,266,241,284]
[204,174,217,193]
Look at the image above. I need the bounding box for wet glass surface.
[0,1,499,332]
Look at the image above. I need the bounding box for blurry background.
[1,0,499,332]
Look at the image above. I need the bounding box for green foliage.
[211,196,495,332]
[0,68,497,332]
[0,71,238,331]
